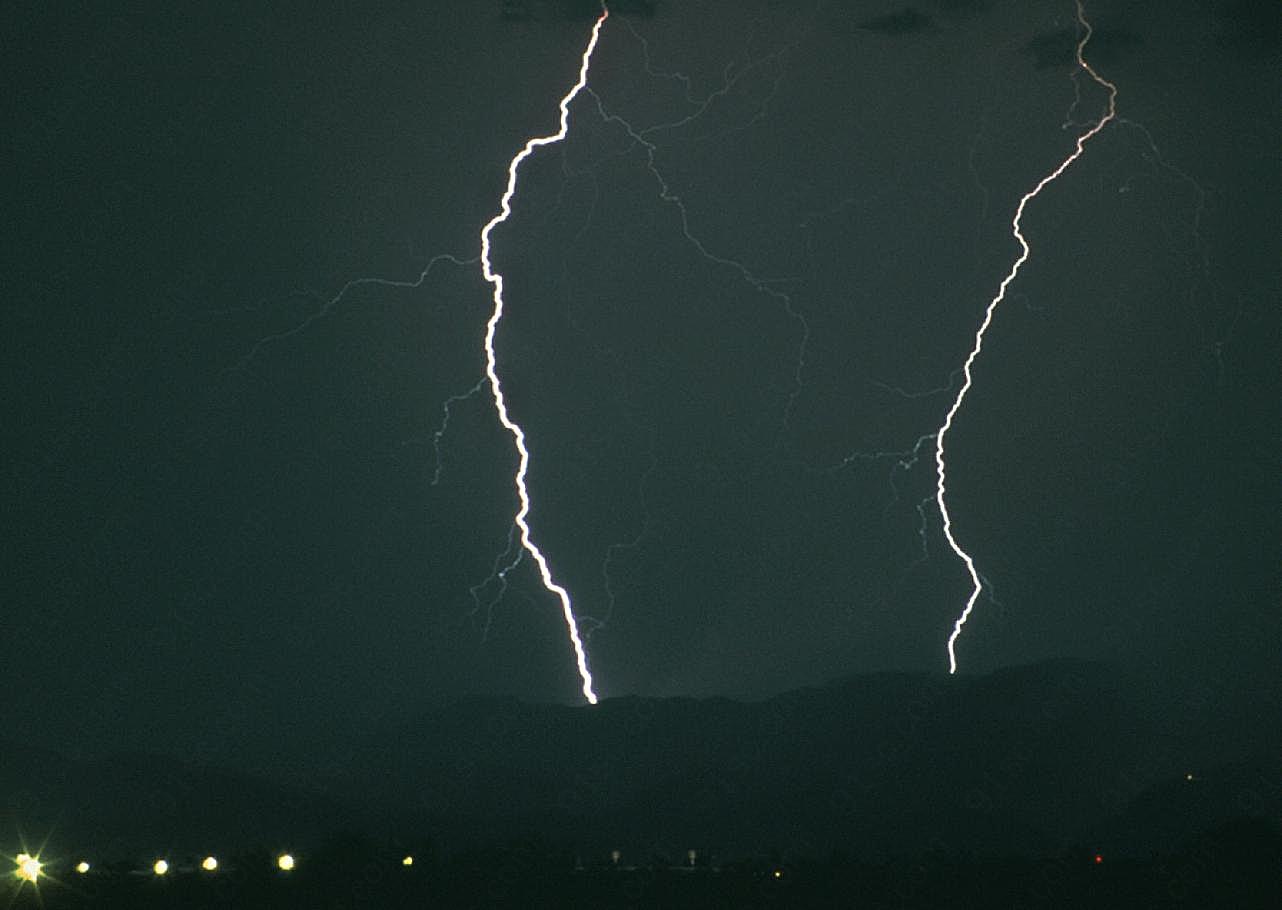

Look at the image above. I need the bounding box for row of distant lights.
[19,831,1138,886]
[15,852,416,884]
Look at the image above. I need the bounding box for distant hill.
[336,659,1240,860]
[2,659,1273,864]
[1093,758,1282,857]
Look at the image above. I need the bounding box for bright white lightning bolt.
[479,8,609,705]
[936,0,1118,674]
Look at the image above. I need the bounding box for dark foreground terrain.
[9,820,1280,910]
[5,662,1279,907]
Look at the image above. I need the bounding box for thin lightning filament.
[937,0,1118,674]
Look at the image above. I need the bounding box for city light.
[202,856,218,871]
[277,853,295,872]
[76,860,90,874]
[401,855,413,867]
[153,859,169,876]
[15,853,41,884]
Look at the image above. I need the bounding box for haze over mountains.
[3,660,1277,863]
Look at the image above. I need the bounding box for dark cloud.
[931,0,989,12]
[855,7,933,36]
[500,0,656,21]
[1025,25,1142,68]
[606,0,658,16]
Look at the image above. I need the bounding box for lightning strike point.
[480,8,609,705]
[936,0,1117,674]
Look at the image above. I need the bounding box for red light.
[1094,854,1103,865]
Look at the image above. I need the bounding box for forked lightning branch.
[474,0,1119,700]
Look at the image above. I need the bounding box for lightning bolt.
[479,7,609,705]
[936,0,1118,674]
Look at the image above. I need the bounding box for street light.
[15,854,41,884]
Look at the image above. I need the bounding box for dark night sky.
[3,0,1278,773]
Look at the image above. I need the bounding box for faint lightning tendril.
[587,435,658,641]
[429,378,486,486]
[479,8,608,705]
[936,0,1117,674]
[226,252,475,375]
[584,86,811,448]
[468,525,524,642]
